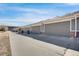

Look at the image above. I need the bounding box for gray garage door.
[32,26,40,34]
[45,21,70,37]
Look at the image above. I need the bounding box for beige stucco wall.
[22,28,30,32]
[45,21,70,37]
[31,26,40,33]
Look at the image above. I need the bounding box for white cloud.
[10,7,49,14]
[0,6,49,15]
[0,9,65,26]
[0,6,67,26]
[0,21,16,26]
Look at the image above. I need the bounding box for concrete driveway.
[21,33,79,51]
[9,32,79,56]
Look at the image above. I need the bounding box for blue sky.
[0,3,79,26]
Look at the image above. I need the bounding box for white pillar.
[40,23,45,33]
[75,16,77,37]
[40,23,42,33]
[43,24,45,33]
[70,19,72,32]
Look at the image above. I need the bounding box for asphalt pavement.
[20,32,79,51]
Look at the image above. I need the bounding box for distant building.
[8,26,18,31]
[0,25,19,32]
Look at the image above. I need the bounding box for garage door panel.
[45,21,70,36]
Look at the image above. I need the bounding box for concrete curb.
[64,49,79,56]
